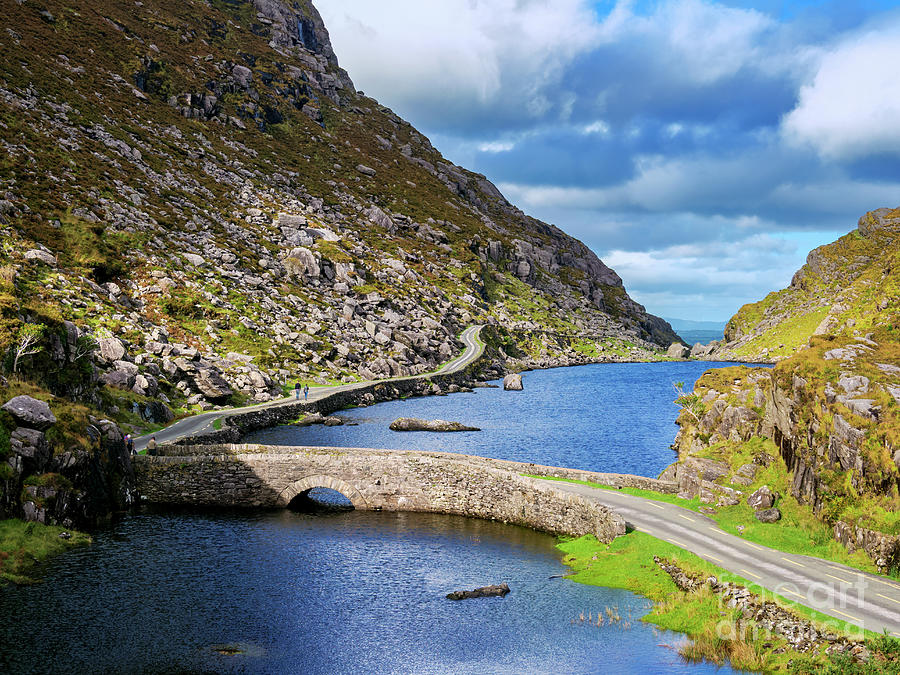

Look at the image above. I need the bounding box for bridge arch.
[277,474,369,510]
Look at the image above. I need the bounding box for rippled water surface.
[0,362,751,674]
[248,361,741,477]
[0,511,737,674]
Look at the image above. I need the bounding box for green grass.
[538,473,887,577]
[0,518,90,585]
[559,530,895,672]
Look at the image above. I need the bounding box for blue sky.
[320,0,900,321]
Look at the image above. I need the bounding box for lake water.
[247,361,738,479]
[0,362,748,674]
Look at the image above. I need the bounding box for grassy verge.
[536,469,887,578]
[559,531,899,673]
[0,519,90,585]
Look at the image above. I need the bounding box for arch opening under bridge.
[279,474,369,511]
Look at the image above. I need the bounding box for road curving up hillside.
[134,325,484,450]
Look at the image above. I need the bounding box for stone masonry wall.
[174,369,476,445]
[134,445,630,542]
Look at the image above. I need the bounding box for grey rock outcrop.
[666,343,690,359]
[389,417,480,432]
[503,373,523,391]
[2,395,57,430]
[747,485,776,510]
[446,583,510,601]
[755,507,781,523]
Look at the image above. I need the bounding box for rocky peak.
[858,205,900,237]
[252,0,354,90]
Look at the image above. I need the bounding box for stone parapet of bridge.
[134,445,676,543]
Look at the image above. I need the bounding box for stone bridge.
[134,445,678,543]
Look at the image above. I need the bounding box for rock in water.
[446,583,510,600]
[389,417,480,432]
[503,373,523,391]
[755,507,782,523]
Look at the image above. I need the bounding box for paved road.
[544,480,900,636]
[134,325,484,451]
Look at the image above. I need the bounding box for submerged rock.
[293,412,344,427]
[446,583,510,601]
[390,417,480,432]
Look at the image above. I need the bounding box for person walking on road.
[294,381,301,400]
[147,436,157,456]
[125,434,135,455]
[303,384,309,400]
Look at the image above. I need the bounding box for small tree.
[11,322,46,374]
[71,334,98,363]
[673,381,706,424]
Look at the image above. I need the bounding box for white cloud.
[602,233,809,320]
[581,120,611,136]
[499,154,900,218]
[600,0,777,85]
[478,141,515,154]
[783,20,900,159]
[319,0,600,123]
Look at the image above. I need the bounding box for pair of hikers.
[125,435,157,455]
[294,382,309,400]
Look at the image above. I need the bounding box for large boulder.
[747,485,776,510]
[755,507,782,523]
[446,583,510,601]
[97,337,126,363]
[2,395,57,430]
[193,366,233,400]
[667,343,690,359]
[503,373,524,391]
[389,418,480,432]
[100,370,135,390]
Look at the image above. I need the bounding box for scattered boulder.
[755,507,781,523]
[503,373,523,391]
[232,64,253,88]
[389,417,480,432]
[356,164,376,177]
[667,343,690,358]
[747,485,776,510]
[192,366,234,400]
[446,583,510,601]
[293,412,343,427]
[2,395,57,430]
[97,337,127,363]
[24,249,57,266]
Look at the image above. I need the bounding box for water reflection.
[0,510,739,674]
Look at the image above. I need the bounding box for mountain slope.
[713,207,900,361]
[669,207,900,570]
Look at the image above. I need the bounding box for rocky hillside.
[711,207,900,362]
[0,0,677,526]
[667,207,900,571]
